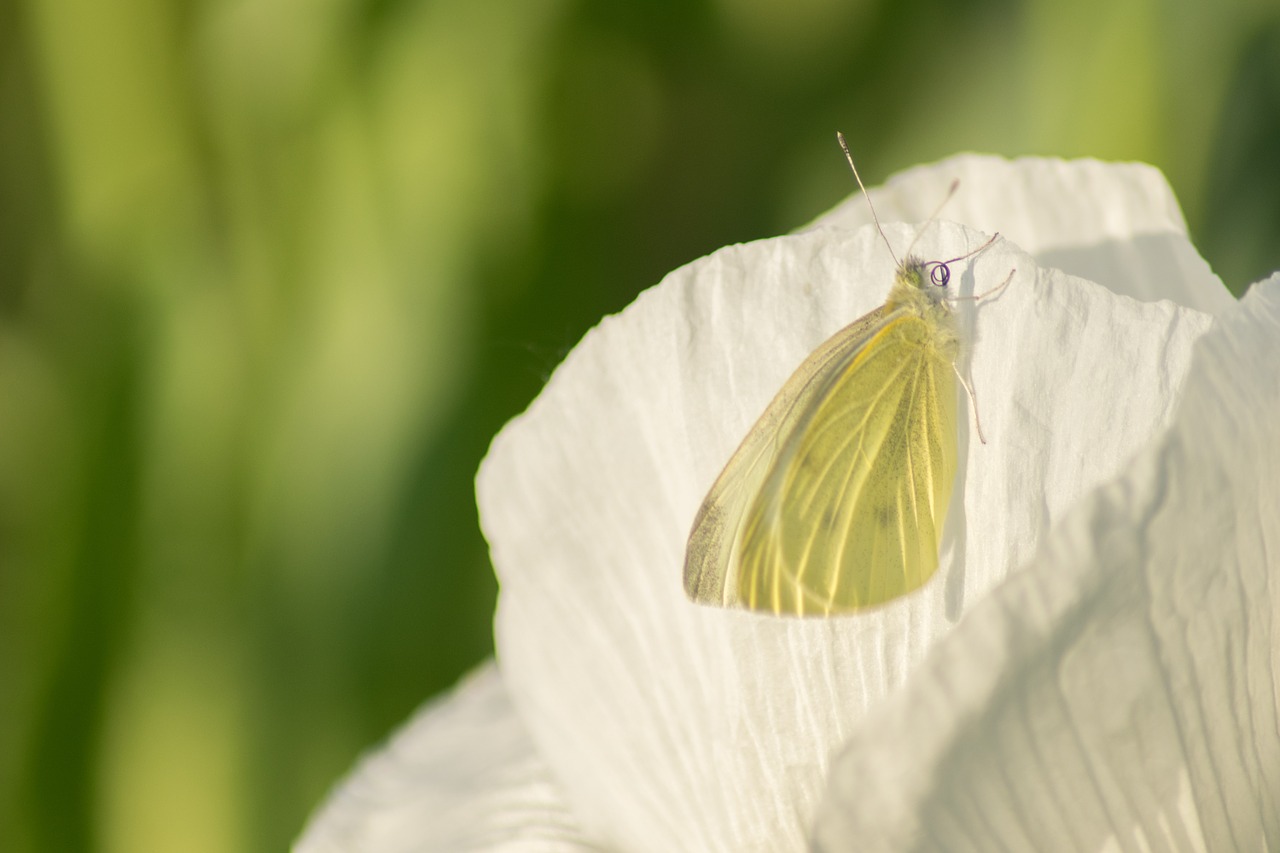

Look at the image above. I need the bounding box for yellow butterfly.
[683,134,1002,616]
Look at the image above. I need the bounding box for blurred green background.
[2,0,1277,850]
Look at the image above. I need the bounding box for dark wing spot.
[820,506,837,532]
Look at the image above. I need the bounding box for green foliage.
[1,0,1275,850]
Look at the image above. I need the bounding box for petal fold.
[814,276,1280,852]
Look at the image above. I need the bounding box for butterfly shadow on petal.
[941,250,1002,623]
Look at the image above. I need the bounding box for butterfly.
[683,133,1005,616]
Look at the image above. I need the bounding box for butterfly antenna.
[837,131,899,268]
[926,179,960,223]
[902,178,960,259]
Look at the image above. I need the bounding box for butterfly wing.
[685,309,958,616]
[684,305,894,607]
[740,312,958,614]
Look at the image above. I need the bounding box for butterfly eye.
[926,261,952,288]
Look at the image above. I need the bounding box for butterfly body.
[684,257,960,616]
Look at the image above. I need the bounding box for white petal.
[294,662,597,852]
[814,275,1280,851]
[479,185,1213,849]
[806,155,1234,314]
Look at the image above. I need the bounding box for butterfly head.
[888,255,954,314]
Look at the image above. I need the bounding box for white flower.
[295,156,1280,852]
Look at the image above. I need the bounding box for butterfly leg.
[973,266,1016,302]
[953,363,987,445]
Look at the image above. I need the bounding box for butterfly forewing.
[684,253,964,617]
[686,296,958,616]
[683,306,893,608]
[738,314,957,614]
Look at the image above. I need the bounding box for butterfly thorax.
[882,257,959,357]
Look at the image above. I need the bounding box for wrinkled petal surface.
[478,158,1219,850]
[814,276,1280,851]
[295,663,597,852]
